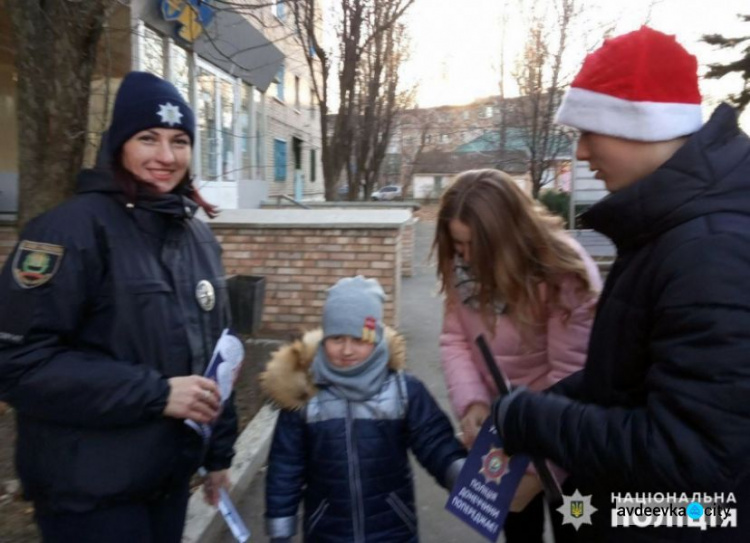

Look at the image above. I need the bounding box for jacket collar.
[76,168,198,220]
[260,327,406,410]
[582,104,750,251]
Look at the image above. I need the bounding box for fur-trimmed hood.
[260,327,406,410]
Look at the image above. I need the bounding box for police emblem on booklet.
[196,279,216,311]
[479,446,510,485]
[12,241,65,289]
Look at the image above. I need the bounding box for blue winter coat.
[0,169,237,513]
[261,329,466,542]
[499,104,750,542]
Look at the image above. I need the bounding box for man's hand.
[460,402,490,448]
[203,469,230,507]
[163,376,221,423]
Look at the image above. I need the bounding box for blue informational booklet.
[445,419,530,542]
[185,329,245,440]
[188,329,250,542]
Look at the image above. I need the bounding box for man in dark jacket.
[494,27,750,542]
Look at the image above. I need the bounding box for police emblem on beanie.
[555,26,702,142]
[323,276,385,344]
[107,71,196,155]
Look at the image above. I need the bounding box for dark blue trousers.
[35,482,191,543]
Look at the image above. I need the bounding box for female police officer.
[0,72,237,542]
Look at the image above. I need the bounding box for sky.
[402,0,749,128]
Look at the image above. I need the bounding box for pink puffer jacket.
[440,237,602,419]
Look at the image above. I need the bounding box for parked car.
[371,185,403,201]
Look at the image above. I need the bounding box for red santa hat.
[555,26,703,142]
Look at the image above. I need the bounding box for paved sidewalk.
[215,221,556,542]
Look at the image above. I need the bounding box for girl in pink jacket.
[433,169,601,543]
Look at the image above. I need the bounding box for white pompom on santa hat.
[555,26,703,142]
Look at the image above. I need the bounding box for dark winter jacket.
[498,104,750,542]
[0,169,237,513]
[261,329,466,543]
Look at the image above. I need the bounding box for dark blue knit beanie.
[108,71,195,155]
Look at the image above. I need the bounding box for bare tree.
[704,14,750,113]
[353,18,413,199]
[6,0,117,228]
[389,109,430,199]
[510,0,580,198]
[292,0,414,200]
[497,0,511,155]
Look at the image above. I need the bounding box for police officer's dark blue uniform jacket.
[495,104,750,542]
[0,167,237,513]
[261,328,467,542]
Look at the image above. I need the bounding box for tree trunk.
[294,0,414,201]
[6,0,113,228]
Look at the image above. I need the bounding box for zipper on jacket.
[346,403,366,542]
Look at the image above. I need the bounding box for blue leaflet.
[445,419,530,542]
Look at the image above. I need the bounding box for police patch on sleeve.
[12,241,65,289]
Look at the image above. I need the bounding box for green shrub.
[538,189,571,228]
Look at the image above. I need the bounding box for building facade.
[0,0,324,216]
[385,95,576,199]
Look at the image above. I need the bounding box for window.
[310,88,316,119]
[294,75,300,109]
[273,0,285,19]
[274,64,285,101]
[386,136,400,154]
[196,61,238,182]
[274,139,287,182]
[255,89,264,178]
[220,80,234,180]
[481,105,494,119]
[142,26,165,77]
[197,68,218,180]
[440,134,450,144]
[171,45,190,101]
[239,84,252,179]
[310,149,317,182]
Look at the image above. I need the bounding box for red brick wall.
[400,219,416,277]
[214,226,402,336]
[0,224,17,269]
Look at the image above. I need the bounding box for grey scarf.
[311,337,390,401]
[453,255,507,315]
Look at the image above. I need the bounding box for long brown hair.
[432,169,593,332]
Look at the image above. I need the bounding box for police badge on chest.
[195,279,216,311]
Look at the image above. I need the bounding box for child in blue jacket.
[261,276,466,542]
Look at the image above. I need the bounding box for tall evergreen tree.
[704,14,750,112]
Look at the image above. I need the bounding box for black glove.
[492,386,527,445]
